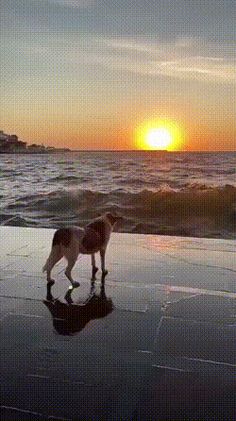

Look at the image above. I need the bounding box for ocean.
[0,151,235,239]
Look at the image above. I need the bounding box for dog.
[43,213,121,288]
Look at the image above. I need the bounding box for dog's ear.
[105,213,123,225]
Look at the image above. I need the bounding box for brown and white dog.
[43,213,121,288]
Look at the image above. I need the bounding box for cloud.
[92,37,236,84]
[42,0,96,8]
[6,31,235,85]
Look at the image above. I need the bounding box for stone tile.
[0,227,236,419]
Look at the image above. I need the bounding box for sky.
[1,0,235,151]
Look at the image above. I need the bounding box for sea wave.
[1,184,235,239]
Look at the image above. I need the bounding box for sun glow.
[135,119,184,151]
[147,128,172,149]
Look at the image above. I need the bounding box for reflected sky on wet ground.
[0,227,235,420]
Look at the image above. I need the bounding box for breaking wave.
[2,184,235,239]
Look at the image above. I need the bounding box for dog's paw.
[46,280,55,301]
[71,281,80,288]
[65,289,73,304]
[101,270,108,283]
[47,280,55,287]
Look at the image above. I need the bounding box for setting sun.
[135,119,184,151]
[146,128,172,150]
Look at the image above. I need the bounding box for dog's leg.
[44,246,62,285]
[46,282,54,301]
[65,254,80,288]
[100,248,108,283]
[91,253,98,281]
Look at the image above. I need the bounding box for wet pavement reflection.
[44,282,113,335]
[1,227,236,420]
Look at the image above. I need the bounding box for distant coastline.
[0,130,70,154]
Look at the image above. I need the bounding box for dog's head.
[105,212,123,227]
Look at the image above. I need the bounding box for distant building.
[28,144,47,153]
[8,134,18,143]
[8,135,27,150]
[0,131,9,150]
[0,130,27,152]
[0,130,8,141]
[0,130,70,153]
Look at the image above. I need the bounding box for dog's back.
[49,215,112,254]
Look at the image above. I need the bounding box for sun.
[146,128,172,150]
[135,119,184,151]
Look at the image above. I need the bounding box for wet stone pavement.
[0,227,235,420]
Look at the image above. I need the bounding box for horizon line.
[70,149,235,153]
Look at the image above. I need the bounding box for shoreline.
[1,220,235,241]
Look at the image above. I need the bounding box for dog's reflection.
[44,282,113,335]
